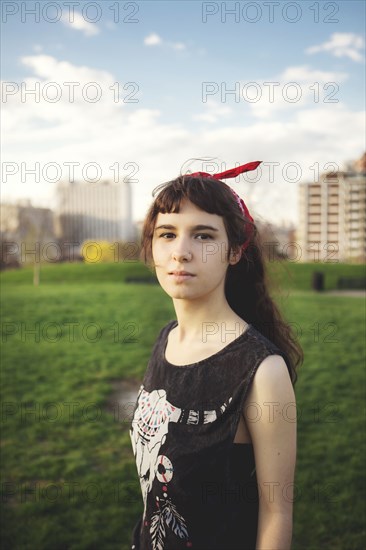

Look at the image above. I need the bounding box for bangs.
[151,176,232,217]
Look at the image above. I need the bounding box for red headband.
[188,160,262,252]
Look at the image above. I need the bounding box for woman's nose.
[172,248,192,262]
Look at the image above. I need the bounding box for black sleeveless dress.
[129,320,292,550]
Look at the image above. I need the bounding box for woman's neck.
[171,297,248,344]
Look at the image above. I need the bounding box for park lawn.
[1,262,365,549]
[1,258,365,291]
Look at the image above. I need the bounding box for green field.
[1,261,365,549]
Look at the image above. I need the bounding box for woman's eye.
[159,233,212,240]
[195,234,212,240]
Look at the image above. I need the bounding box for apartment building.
[55,179,135,245]
[297,154,366,263]
[0,200,56,267]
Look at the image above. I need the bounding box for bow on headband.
[188,160,262,252]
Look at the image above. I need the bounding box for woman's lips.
[168,273,196,283]
[169,271,194,276]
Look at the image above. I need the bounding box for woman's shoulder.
[254,354,291,383]
[247,325,293,382]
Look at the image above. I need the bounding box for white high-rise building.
[297,154,366,263]
[55,180,134,244]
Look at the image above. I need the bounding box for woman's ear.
[229,246,242,265]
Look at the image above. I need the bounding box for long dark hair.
[140,174,303,386]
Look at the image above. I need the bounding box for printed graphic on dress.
[129,386,232,549]
[150,456,189,550]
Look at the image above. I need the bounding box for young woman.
[129,161,303,550]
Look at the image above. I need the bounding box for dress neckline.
[162,320,252,368]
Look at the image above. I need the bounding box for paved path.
[323,290,365,297]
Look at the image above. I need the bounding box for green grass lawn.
[1,258,365,291]
[1,261,365,549]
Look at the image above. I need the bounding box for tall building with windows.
[55,180,135,245]
[0,200,56,267]
[297,154,366,263]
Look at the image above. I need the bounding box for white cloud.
[171,42,186,51]
[20,54,112,84]
[305,33,365,62]
[193,100,232,123]
[144,33,162,46]
[61,12,100,37]
[144,33,187,51]
[2,55,364,226]
[280,66,348,82]
[246,65,348,119]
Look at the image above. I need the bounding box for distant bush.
[81,240,141,263]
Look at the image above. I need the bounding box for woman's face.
[151,199,240,301]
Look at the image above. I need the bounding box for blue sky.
[1,0,365,225]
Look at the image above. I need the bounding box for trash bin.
[312,271,324,291]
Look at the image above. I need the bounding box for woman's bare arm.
[244,355,297,550]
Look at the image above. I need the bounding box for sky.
[1,0,365,226]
